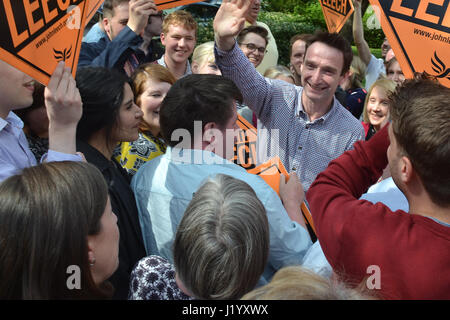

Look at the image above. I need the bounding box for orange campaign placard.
[231,115,317,241]
[232,114,258,170]
[85,0,104,25]
[319,0,354,33]
[155,0,204,10]
[0,0,89,86]
[369,0,450,88]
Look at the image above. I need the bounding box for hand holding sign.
[45,61,82,155]
[280,172,306,228]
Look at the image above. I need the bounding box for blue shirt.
[131,147,312,282]
[0,112,82,182]
[215,42,365,190]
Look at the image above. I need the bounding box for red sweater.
[307,125,450,299]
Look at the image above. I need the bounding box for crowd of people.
[0,0,448,300]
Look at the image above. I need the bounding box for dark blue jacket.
[78,26,163,72]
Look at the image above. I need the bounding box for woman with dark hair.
[75,67,146,299]
[114,63,176,176]
[0,161,119,299]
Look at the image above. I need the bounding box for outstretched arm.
[213,0,253,51]
[45,61,82,156]
[352,0,371,66]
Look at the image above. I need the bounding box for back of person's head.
[305,31,353,76]
[0,161,112,299]
[159,74,243,147]
[237,25,269,47]
[389,73,450,207]
[264,65,295,83]
[131,63,176,132]
[241,266,375,300]
[103,0,128,18]
[362,78,396,124]
[173,174,269,299]
[162,10,198,35]
[192,41,215,67]
[76,67,130,143]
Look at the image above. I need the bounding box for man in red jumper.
[307,74,450,299]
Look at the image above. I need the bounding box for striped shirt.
[215,42,365,190]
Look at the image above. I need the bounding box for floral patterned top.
[128,255,193,300]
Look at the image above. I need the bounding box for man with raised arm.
[213,0,364,191]
[132,74,313,283]
[79,0,164,76]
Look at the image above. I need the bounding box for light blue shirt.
[82,22,106,43]
[0,111,82,182]
[131,147,313,282]
[156,54,192,77]
[360,177,409,212]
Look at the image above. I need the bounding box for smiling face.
[112,83,143,142]
[161,24,196,65]
[301,42,345,106]
[138,78,172,137]
[0,60,34,118]
[366,86,390,130]
[239,32,267,68]
[386,60,405,85]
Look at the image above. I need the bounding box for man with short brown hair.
[79,0,164,75]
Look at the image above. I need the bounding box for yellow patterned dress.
[114,131,166,176]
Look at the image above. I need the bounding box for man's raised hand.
[213,0,253,51]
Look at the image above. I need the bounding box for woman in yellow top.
[114,63,176,176]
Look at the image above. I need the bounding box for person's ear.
[86,238,96,267]
[191,61,199,73]
[160,32,166,45]
[399,156,414,184]
[102,17,112,40]
[203,122,217,144]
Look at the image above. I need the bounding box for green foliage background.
[197,0,385,66]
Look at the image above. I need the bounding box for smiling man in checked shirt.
[213,0,364,190]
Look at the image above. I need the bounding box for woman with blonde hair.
[191,41,221,75]
[241,266,375,300]
[362,78,397,140]
[115,63,176,176]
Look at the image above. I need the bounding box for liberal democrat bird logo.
[53,46,72,62]
[430,51,450,80]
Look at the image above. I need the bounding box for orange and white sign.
[85,0,104,25]
[369,0,450,87]
[233,114,258,170]
[155,0,203,10]
[0,0,88,86]
[232,115,317,240]
[319,0,354,33]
